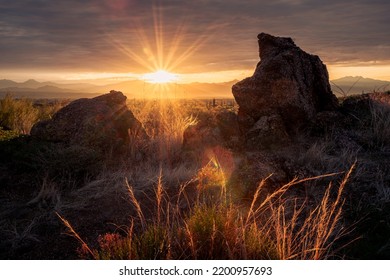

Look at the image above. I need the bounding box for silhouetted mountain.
[0,79,99,92]
[0,78,237,99]
[331,76,389,96]
[0,79,53,89]
[21,79,43,88]
[0,80,100,99]
[0,79,19,88]
[48,82,100,92]
[6,76,388,99]
[36,85,74,92]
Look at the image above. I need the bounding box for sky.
[0,0,389,83]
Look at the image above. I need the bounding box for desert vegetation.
[60,167,352,260]
[1,90,389,260]
[0,95,65,138]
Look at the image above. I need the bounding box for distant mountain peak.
[20,79,43,89]
[331,76,389,96]
[333,76,389,83]
[344,76,364,79]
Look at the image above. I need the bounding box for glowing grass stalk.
[274,164,354,259]
[125,178,146,229]
[55,212,96,259]
[156,169,164,225]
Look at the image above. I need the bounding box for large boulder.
[31,90,148,150]
[232,33,339,146]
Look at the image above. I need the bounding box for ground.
[0,94,389,259]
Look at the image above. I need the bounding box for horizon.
[2,74,390,86]
[1,74,388,100]
[1,0,389,85]
[1,61,390,86]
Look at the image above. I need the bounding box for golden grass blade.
[55,212,96,259]
[125,178,146,229]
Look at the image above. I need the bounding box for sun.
[143,70,178,84]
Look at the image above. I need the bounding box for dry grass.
[0,95,39,134]
[3,95,387,259]
[127,99,198,162]
[50,98,355,260]
[58,159,354,260]
[370,100,390,149]
[271,167,352,259]
[27,176,61,209]
[0,95,63,134]
[56,213,96,258]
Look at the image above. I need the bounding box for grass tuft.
[57,162,354,259]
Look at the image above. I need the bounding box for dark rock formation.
[183,110,240,152]
[232,33,339,147]
[246,114,290,148]
[31,90,148,150]
[182,121,221,151]
[215,111,240,143]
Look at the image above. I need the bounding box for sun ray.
[168,23,223,70]
[105,2,225,88]
[152,5,164,69]
[168,34,208,70]
[112,41,155,72]
[164,23,186,71]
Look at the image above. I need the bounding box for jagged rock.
[182,121,221,151]
[246,114,290,148]
[182,110,240,152]
[232,33,339,147]
[215,111,240,143]
[31,90,148,150]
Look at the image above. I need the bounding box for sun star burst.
[143,70,178,84]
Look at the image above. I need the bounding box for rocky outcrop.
[183,121,221,151]
[31,90,147,150]
[245,114,290,148]
[183,110,240,152]
[232,33,338,147]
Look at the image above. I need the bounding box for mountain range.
[0,76,388,99]
[330,76,389,96]
[0,78,238,99]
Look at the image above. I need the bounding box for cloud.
[0,0,389,74]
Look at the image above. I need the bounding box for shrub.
[0,95,64,135]
[128,99,197,162]
[0,95,39,134]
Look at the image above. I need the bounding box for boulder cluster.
[183,33,339,150]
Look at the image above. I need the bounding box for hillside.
[331,76,389,96]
